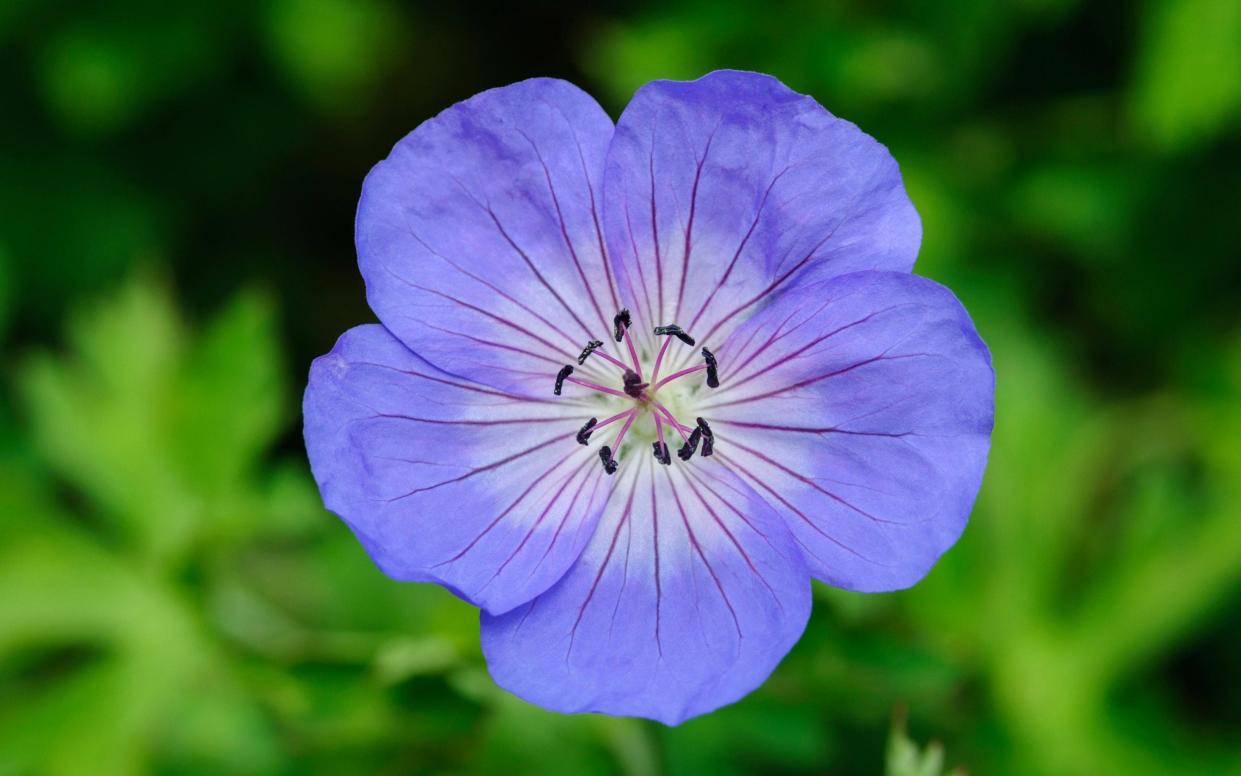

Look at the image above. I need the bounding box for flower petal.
[602,70,920,361]
[481,459,811,725]
[356,78,620,396]
[703,271,994,592]
[303,324,616,614]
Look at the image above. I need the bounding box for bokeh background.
[2,1,1240,773]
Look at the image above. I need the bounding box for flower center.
[551,308,720,474]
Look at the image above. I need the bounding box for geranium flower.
[304,71,994,724]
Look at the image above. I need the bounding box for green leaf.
[18,275,305,567]
[1131,0,1241,149]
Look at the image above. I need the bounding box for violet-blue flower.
[303,71,995,724]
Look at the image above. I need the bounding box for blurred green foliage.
[1,0,1239,774]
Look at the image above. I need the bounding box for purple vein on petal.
[716,451,890,566]
[719,303,913,393]
[621,195,656,330]
[702,353,931,410]
[568,469,642,660]
[401,221,586,352]
[383,433,570,502]
[474,454,596,593]
[440,171,597,339]
[419,320,564,367]
[716,302,815,382]
[528,464,611,582]
[681,466,777,556]
[430,445,583,565]
[517,129,613,337]
[609,455,652,642]
[391,274,570,359]
[664,466,742,639]
[651,460,663,657]
[535,93,623,314]
[648,129,665,324]
[723,437,908,527]
[679,470,783,610]
[484,206,597,338]
[607,499,634,645]
[347,361,556,405]
[675,125,717,320]
[716,420,916,438]
[369,414,564,427]
[691,179,875,353]
[686,165,791,332]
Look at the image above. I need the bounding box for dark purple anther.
[653,324,695,347]
[652,440,671,465]
[554,364,574,395]
[701,347,719,388]
[696,417,715,457]
[677,428,702,461]
[576,417,598,445]
[577,339,604,365]
[612,308,631,342]
[622,369,648,398]
[599,446,618,474]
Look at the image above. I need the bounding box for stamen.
[591,347,631,372]
[578,410,639,445]
[654,364,706,390]
[653,323,696,347]
[611,408,639,451]
[617,309,642,378]
[612,309,631,342]
[677,428,702,461]
[650,335,674,384]
[552,309,712,468]
[702,347,720,388]
[576,340,603,365]
[596,409,638,474]
[564,376,630,399]
[598,446,618,475]
[651,400,692,442]
[622,369,648,399]
[576,417,598,445]
[696,417,715,457]
[653,410,666,456]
